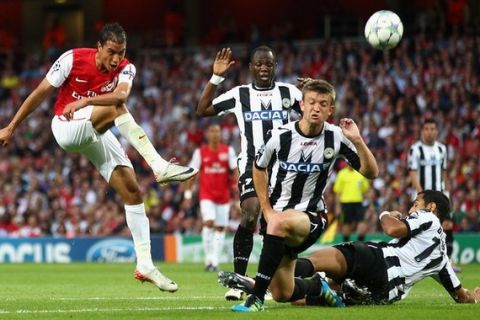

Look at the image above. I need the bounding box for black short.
[284,211,327,259]
[333,241,389,302]
[341,203,365,224]
[238,168,257,203]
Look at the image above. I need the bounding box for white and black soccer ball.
[364,10,403,50]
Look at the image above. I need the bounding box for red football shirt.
[46,48,135,115]
[190,144,237,204]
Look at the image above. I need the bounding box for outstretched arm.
[0,78,56,146]
[340,118,378,179]
[197,48,235,117]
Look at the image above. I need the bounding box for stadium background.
[0,0,479,264]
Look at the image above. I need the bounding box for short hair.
[250,45,276,62]
[302,79,336,104]
[419,190,450,221]
[422,118,437,127]
[98,23,127,45]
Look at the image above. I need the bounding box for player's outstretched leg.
[114,113,198,184]
[134,267,178,292]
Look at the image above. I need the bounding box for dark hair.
[98,23,127,45]
[302,79,336,104]
[250,45,276,62]
[422,118,437,127]
[419,190,450,221]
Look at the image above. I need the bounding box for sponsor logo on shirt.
[279,161,329,173]
[244,110,288,122]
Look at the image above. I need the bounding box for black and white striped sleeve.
[212,87,237,115]
[338,133,360,171]
[431,262,462,297]
[408,144,419,171]
[255,129,278,170]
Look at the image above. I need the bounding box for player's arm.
[339,118,378,179]
[0,78,56,146]
[253,164,274,222]
[253,138,277,222]
[63,65,136,119]
[407,146,423,192]
[432,262,478,303]
[378,211,408,238]
[409,170,423,193]
[81,81,132,107]
[197,48,235,117]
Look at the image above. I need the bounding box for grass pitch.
[0,263,479,320]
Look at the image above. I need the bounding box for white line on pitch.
[0,306,224,314]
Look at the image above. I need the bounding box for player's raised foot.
[225,288,245,301]
[316,273,345,307]
[155,161,198,184]
[217,271,254,294]
[231,294,264,312]
[134,268,178,292]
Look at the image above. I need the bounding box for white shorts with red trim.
[51,105,133,182]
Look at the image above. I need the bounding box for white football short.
[200,199,230,227]
[51,105,133,182]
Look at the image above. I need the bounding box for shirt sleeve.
[255,133,277,169]
[404,212,436,238]
[290,86,303,115]
[228,146,237,170]
[431,262,462,295]
[212,88,237,116]
[46,50,73,88]
[189,148,201,170]
[117,63,136,87]
[442,145,448,170]
[408,145,419,171]
[338,133,361,171]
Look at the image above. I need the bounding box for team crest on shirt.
[101,77,118,92]
[323,147,335,159]
[282,98,291,108]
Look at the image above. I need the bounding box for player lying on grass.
[220,190,480,305]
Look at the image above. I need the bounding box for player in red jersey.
[185,124,238,272]
[0,23,197,292]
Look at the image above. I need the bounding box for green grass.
[0,263,479,319]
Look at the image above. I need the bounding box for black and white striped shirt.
[380,210,460,302]
[213,82,302,175]
[255,121,360,213]
[408,141,448,192]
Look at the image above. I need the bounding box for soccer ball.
[364,10,403,50]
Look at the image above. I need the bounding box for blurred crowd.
[0,30,479,238]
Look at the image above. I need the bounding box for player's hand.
[0,126,14,147]
[213,48,235,77]
[63,100,86,120]
[389,210,403,219]
[339,118,361,142]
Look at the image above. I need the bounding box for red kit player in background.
[0,23,198,292]
[185,124,238,272]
